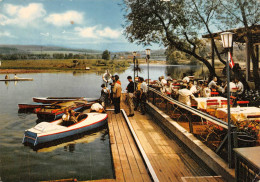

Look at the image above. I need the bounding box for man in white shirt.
[189,81,198,95]
[234,78,244,95]
[178,84,197,106]
[182,73,190,83]
[139,77,147,115]
[90,103,105,113]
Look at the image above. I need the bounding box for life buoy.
[102,72,112,83]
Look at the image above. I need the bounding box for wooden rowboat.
[32,97,98,104]
[22,113,108,146]
[35,100,92,120]
[0,78,33,81]
[18,103,53,109]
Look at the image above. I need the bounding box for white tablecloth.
[194,97,227,110]
[215,107,260,122]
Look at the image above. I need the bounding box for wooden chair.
[206,100,219,116]
[220,100,233,108]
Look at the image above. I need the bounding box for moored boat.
[18,103,53,109]
[22,113,108,146]
[32,97,98,103]
[35,100,92,120]
[0,78,33,81]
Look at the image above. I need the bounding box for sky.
[0,0,162,52]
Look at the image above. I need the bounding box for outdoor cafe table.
[215,107,260,122]
[194,96,227,110]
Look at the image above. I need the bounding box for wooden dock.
[107,100,225,182]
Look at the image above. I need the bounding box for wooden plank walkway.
[107,110,152,182]
[120,100,225,182]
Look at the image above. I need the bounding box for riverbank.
[0,59,167,74]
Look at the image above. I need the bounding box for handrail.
[149,87,235,129]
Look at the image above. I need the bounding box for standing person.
[139,77,148,115]
[100,84,110,109]
[112,75,122,114]
[126,76,135,117]
[109,75,115,104]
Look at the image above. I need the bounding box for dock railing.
[147,87,238,164]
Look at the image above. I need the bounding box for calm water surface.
[0,64,204,181]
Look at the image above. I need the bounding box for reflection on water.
[34,127,107,153]
[0,64,203,181]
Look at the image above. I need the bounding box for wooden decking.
[107,110,152,182]
[116,100,225,182]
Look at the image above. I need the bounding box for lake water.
[0,64,204,181]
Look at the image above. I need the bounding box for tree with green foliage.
[102,50,110,60]
[122,0,259,88]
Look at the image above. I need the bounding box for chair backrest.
[237,101,249,106]
[211,92,219,96]
[207,99,218,103]
[220,100,233,107]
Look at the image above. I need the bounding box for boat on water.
[32,97,98,103]
[35,100,92,120]
[22,113,108,146]
[18,103,53,110]
[0,78,33,81]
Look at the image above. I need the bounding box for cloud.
[40,32,49,37]
[0,31,15,38]
[74,26,98,38]
[74,26,122,39]
[44,11,83,27]
[1,3,46,26]
[97,27,121,39]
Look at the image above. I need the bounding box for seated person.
[5,74,9,79]
[208,76,224,93]
[62,109,80,126]
[189,81,198,95]
[14,74,19,79]
[200,83,211,97]
[69,110,81,123]
[182,73,190,83]
[177,84,197,107]
[90,103,105,113]
[234,77,244,96]
[161,80,173,96]
[62,108,71,126]
[62,108,70,121]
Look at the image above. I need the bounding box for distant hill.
[0,45,102,54]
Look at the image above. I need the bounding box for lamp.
[146,49,151,90]
[220,31,233,168]
[220,32,234,48]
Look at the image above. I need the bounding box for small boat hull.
[23,113,108,146]
[18,103,52,109]
[0,78,33,81]
[32,97,98,104]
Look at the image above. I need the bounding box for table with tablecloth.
[215,107,260,122]
[194,96,227,110]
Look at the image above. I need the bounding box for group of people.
[5,74,19,79]
[99,74,148,117]
[155,73,245,107]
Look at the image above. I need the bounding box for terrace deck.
[92,99,224,182]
